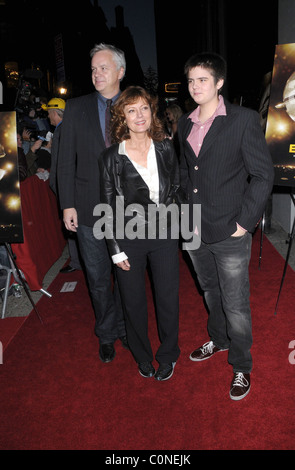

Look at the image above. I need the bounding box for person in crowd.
[57,43,127,363]
[25,131,52,176]
[19,97,50,155]
[0,244,11,299]
[34,96,51,133]
[16,133,28,181]
[43,98,83,274]
[165,103,183,157]
[165,103,183,137]
[20,128,34,155]
[45,98,66,194]
[178,52,274,400]
[99,86,183,381]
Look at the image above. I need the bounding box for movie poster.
[0,111,23,243]
[265,43,295,187]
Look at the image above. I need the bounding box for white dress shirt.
[112,140,159,264]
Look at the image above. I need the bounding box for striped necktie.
[105,99,112,147]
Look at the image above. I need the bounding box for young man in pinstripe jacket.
[178,52,274,400]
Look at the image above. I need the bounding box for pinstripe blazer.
[57,92,106,227]
[178,98,274,244]
[49,122,62,195]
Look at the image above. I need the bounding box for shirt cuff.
[112,252,128,264]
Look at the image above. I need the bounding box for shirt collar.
[97,91,121,106]
[189,95,227,124]
[118,140,126,155]
[118,140,154,156]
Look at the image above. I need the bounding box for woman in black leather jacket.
[98,86,182,381]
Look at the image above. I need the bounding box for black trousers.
[115,237,180,365]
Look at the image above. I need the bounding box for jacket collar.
[183,98,237,159]
[116,139,170,205]
[84,92,105,147]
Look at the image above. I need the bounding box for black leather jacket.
[98,138,184,257]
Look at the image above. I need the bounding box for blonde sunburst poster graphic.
[265,43,295,188]
[0,111,23,243]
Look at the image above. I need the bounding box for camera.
[14,69,48,129]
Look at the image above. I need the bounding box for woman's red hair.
[111,86,166,143]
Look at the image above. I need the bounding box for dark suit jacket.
[49,122,62,195]
[178,98,274,244]
[99,138,183,257]
[57,92,106,227]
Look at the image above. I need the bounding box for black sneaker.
[155,362,176,381]
[229,372,251,401]
[138,362,155,378]
[190,341,228,361]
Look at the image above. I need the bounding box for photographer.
[25,131,52,177]
[16,132,28,182]
[15,80,49,154]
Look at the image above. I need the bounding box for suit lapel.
[182,116,194,141]
[155,141,172,204]
[198,114,226,159]
[199,103,239,158]
[184,101,238,160]
[181,117,196,162]
[85,93,105,149]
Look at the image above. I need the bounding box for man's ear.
[118,67,125,81]
[217,79,224,91]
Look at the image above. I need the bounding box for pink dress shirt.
[187,95,227,157]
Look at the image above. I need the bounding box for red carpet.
[0,232,295,450]
[0,316,27,351]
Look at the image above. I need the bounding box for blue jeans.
[188,232,253,373]
[77,224,126,344]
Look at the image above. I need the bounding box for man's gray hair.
[90,43,126,79]
[56,108,64,118]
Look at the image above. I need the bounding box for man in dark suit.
[178,52,274,400]
[44,97,82,274]
[57,44,127,363]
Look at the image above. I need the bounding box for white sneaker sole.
[189,348,228,362]
[230,385,251,401]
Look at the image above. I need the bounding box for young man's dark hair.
[184,52,227,86]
